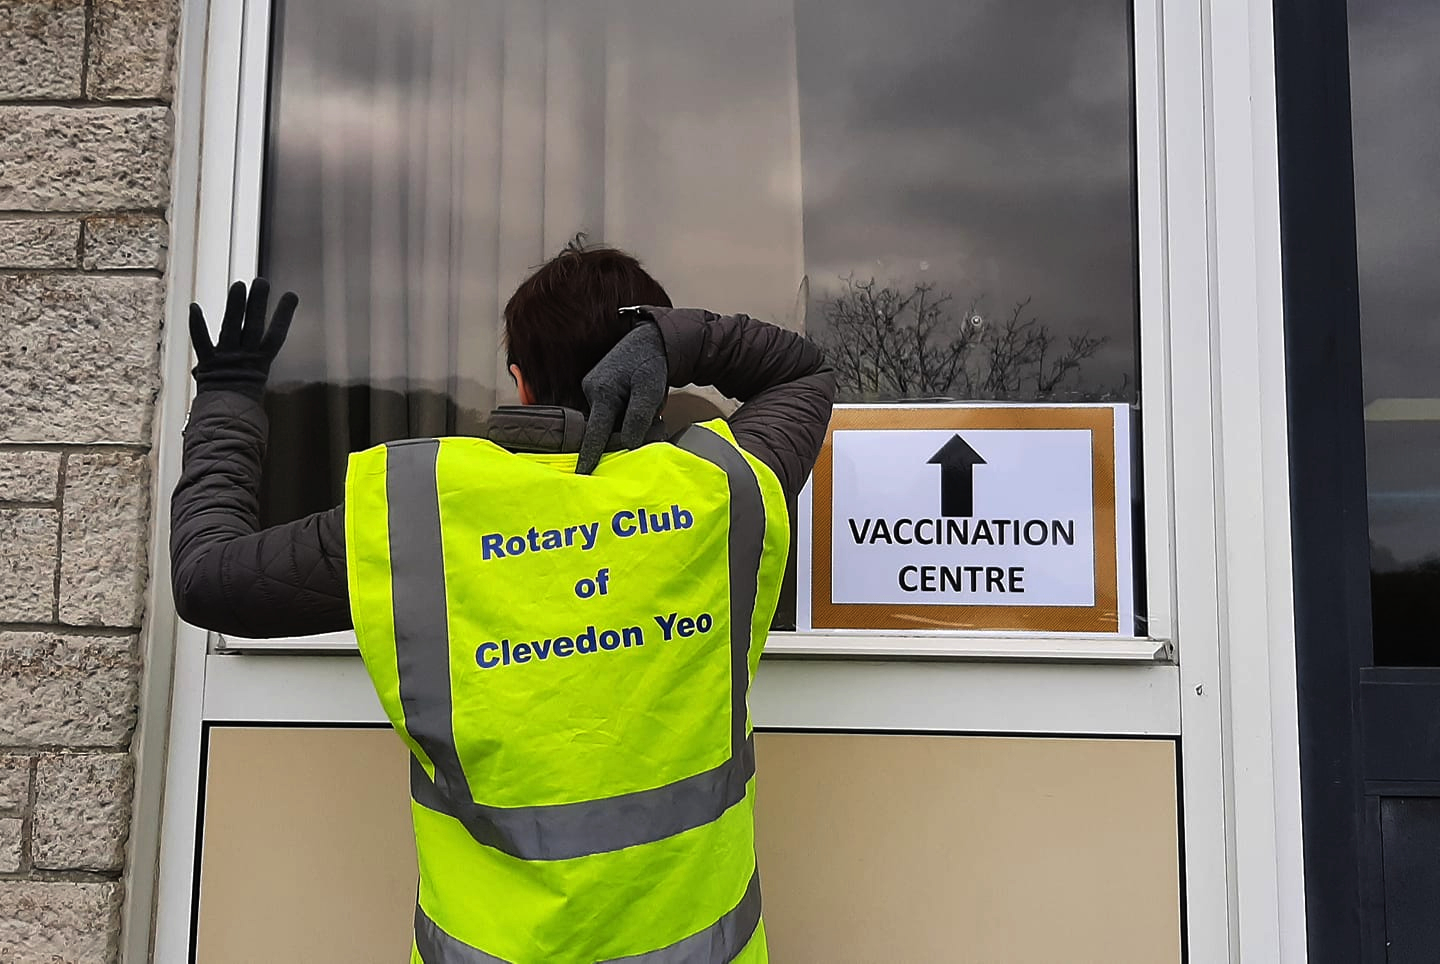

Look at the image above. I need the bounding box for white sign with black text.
[798,405,1133,635]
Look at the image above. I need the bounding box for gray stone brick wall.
[0,1,177,961]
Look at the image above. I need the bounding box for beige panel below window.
[195,728,1180,964]
[753,733,1181,964]
[195,728,417,964]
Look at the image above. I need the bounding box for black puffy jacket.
[170,308,836,638]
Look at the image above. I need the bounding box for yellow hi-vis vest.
[345,419,790,964]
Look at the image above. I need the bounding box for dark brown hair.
[503,237,672,412]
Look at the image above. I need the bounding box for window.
[1349,0,1440,665]
[256,0,1139,633]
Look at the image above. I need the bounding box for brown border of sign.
[810,406,1120,633]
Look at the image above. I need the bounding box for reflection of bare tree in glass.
[816,275,1108,402]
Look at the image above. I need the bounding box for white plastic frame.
[137,0,1306,961]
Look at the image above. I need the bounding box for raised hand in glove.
[189,278,298,398]
[575,309,669,475]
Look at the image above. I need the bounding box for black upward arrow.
[927,434,987,517]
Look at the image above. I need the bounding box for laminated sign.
[798,405,1134,634]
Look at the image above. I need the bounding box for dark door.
[1278,1,1440,960]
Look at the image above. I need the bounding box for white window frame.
[132,0,1307,961]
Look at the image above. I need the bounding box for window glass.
[1349,0,1440,665]
[793,2,1137,406]
[258,0,1139,630]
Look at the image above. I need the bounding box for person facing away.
[170,243,837,963]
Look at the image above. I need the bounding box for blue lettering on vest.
[474,612,713,672]
[613,505,695,539]
[475,625,648,669]
[612,511,637,537]
[480,521,602,560]
[654,611,714,641]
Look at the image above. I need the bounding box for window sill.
[215,630,1171,663]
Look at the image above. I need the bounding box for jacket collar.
[483,405,667,455]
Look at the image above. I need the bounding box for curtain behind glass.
[258,0,807,524]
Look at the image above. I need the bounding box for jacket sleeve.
[654,309,837,499]
[170,390,352,637]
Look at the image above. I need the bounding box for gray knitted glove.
[576,312,668,474]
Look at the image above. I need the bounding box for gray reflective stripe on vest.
[670,424,766,765]
[605,870,762,964]
[415,906,507,964]
[387,439,474,804]
[415,870,762,964]
[389,425,766,861]
[411,734,755,860]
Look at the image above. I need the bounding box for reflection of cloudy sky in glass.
[261,0,1136,397]
[794,0,1136,393]
[1350,0,1440,567]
